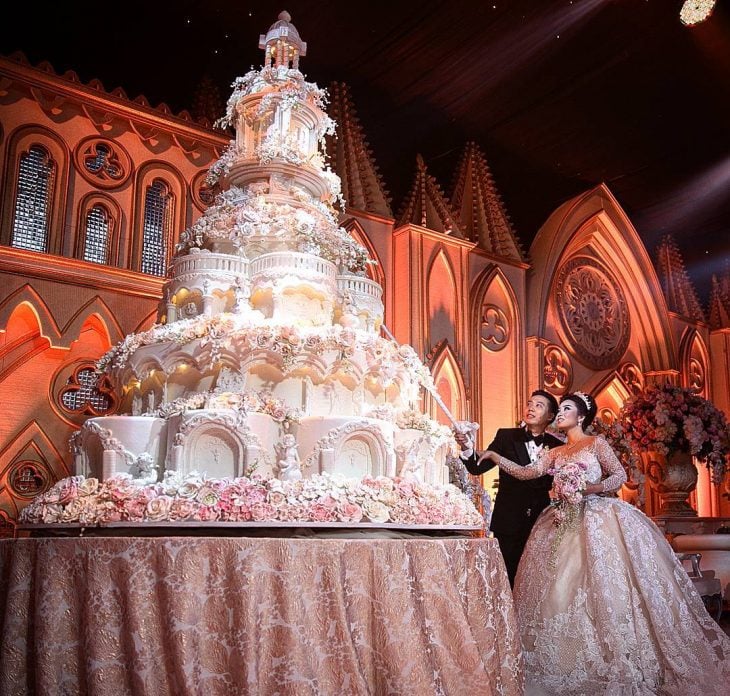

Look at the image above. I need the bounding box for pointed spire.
[397,154,463,236]
[655,235,706,323]
[450,142,524,261]
[325,82,392,218]
[709,269,730,329]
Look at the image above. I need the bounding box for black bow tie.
[525,433,545,446]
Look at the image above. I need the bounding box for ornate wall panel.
[480,304,509,352]
[542,344,572,396]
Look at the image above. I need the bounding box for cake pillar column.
[203,295,214,316]
[102,450,118,480]
[319,449,335,475]
[166,302,177,322]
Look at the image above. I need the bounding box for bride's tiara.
[573,391,592,410]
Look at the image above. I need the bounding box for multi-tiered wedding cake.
[21,12,482,529]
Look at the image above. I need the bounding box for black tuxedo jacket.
[463,427,561,536]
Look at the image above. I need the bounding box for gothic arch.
[0,124,70,254]
[428,341,466,427]
[469,265,522,433]
[426,246,458,353]
[61,297,125,349]
[0,286,62,344]
[528,184,675,373]
[679,328,710,397]
[0,420,69,517]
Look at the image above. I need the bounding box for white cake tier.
[161,247,384,330]
[72,410,453,489]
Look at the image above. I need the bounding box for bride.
[478,391,730,695]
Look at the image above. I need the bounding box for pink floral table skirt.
[0,536,523,695]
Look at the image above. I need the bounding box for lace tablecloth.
[0,535,522,695]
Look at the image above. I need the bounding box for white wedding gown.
[497,435,730,695]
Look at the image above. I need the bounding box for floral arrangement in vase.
[617,383,730,484]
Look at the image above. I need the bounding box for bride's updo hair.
[560,392,597,431]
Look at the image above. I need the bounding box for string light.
[680,0,716,26]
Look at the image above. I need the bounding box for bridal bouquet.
[547,461,588,567]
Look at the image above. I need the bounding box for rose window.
[74,138,131,188]
[555,257,630,370]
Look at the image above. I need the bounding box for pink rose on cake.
[95,501,123,524]
[194,504,220,521]
[56,476,84,505]
[146,496,173,521]
[267,489,287,509]
[362,500,390,523]
[251,501,277,521]
[108,476,139,503]
[195,486,220,508]
[78,477,100,496]
[177,479,203,499]
[168,498,197,521]
[310,502,336,522]
[39,503,63,524]
[337,501,364,523]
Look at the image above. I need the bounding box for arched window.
[141,179,173,276]
[11,145,56,252]
[82,204,111,264]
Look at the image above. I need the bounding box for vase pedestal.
[647,450,698,517]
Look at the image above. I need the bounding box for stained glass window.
[141,180,172,276]
[11,145,55,252]
[82,204,110,264]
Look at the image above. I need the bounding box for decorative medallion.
[543,344,572,396]
[9,460,50,498]
[74,137,131,188]
[555,257,630,370]
[192,170,219,210]
[619,362,644,395]
[480,304,510,351]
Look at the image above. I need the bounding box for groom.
[456,390,561,587]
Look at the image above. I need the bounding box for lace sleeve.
[594,436,627,492]
[491,448,554,480]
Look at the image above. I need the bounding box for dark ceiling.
[2,0,729,305]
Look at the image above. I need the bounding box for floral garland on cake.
[175,186,368,272]
[214,68,331,131]
[19,472,484,528]
[155,389,302,428]
[97,321,435,394]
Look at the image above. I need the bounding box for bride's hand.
[477,450,498,466]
